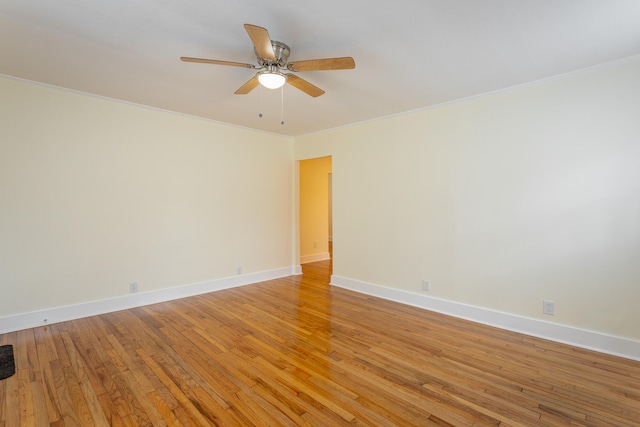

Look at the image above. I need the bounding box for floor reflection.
[294,257,333,377]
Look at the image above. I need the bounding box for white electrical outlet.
[422,280,430,291]
[129,282,138,294]
[543,300,555,315]
[237,266,243,275]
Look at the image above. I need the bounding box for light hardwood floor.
[1,259,639,426]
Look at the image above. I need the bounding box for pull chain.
[280,85,285,125]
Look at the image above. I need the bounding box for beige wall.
[0,76,294,317]
[299,156,332,262]
[295,57,640,341]
[2,56,639,347]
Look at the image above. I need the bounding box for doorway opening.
[298,156,332,269]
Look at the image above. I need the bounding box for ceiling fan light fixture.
[181,24,355,97]
[258,71,286,89]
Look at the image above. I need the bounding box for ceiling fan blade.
[234,76,260,95]
[244,24,276,61]
[180,57,255,68]
[285,74,325,97]
[288,57,355,72]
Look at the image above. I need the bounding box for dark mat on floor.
[0,345,16,380]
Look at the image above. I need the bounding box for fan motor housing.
[256,41,290,68]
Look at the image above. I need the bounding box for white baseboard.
[331,275,640,362]
[0,266,298,334]
[300,252,331,264]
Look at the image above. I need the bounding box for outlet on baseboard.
[543,300,555,315]
[422,279,430,292]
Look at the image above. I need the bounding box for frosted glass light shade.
[258,71,286,89]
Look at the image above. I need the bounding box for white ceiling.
[2,1,640,137]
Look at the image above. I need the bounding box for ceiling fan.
[181,24,355,97]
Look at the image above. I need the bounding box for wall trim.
[0,74,294,140]
[298,53,640,139]
[331,275,640,362]
[300,252,331,264]
[0,266,298,334]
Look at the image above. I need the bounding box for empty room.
[1,1,639,426]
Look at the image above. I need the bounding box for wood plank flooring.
[1,259,639,426]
